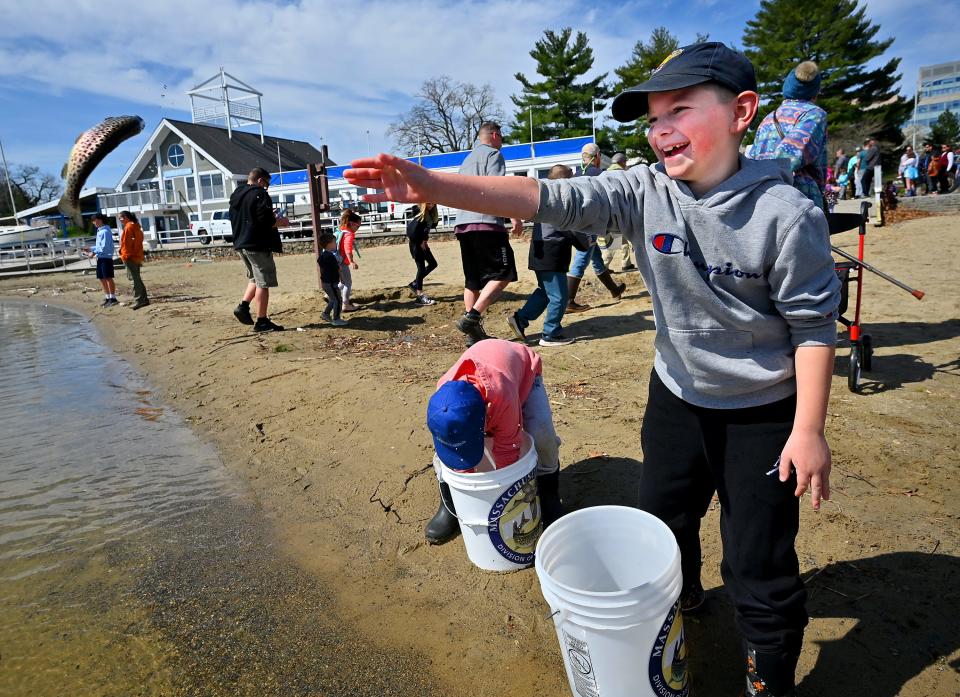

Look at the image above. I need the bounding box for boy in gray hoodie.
[344,42,838,697]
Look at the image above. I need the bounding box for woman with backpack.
[748,60,828,211]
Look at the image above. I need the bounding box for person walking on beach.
[318,232,348,326]
[748,61,828,210]
[566,143,626,313]
[406,202,439,305]
[424,339,565,544]
[344,40,840,696]
[118,210,149,310]
[507,165,590,347]
[451,121,522,346]
[84,212,117,307]
[336,210,362,312]
[231,167,284,332]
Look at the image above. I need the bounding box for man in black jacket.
[231,167,284,332]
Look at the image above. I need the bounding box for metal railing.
[98,189,183,212]
[0,237,95,273]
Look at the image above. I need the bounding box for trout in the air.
[58,116,146,229]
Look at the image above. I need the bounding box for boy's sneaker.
[104,298,119,307]
[507,313,528,343]
[456,312,491,344]
[233,303,255,325]
[100,298,111,307]
[321,313,332,323]
[331,318,348,327]
[253,317,284,332]
[539,334,575,347]
[414,294,436,306]
[679,580,705,614]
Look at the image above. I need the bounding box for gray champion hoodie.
[534,156,841,409]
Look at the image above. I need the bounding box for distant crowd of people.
[224,126,642,348]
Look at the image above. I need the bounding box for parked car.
[189,210,233,245]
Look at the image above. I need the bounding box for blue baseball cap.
[427,380,486,471]
[611,41,757,122]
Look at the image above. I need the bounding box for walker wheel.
[848,346,862,393]
[860,334,873,372]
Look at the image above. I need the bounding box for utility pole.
[0,137,19,222]
[308,145,331,290]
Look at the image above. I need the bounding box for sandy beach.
[2,213,958,696]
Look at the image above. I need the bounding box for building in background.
[96,118,331,237]
[913,60,960,131]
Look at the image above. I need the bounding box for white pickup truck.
[189,210,233,245]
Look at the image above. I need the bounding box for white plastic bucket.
[439,432,542,571]
[535,506,686,697]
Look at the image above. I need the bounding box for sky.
[0,0,954,192]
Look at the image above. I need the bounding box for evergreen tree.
[929,110,960,146]
[608,27,707,162]
[742,0,910,146]
[509,28,609,144]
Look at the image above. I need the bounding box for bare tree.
[0,164,63,218]
[388,77,505,155]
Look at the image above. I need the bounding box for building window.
[199,173,225,200]
[186,177,197,201]
[168,143,185,167]
[141,217,151,231]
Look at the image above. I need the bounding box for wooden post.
[307,145,331,290]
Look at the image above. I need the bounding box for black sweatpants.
[638,371,807,687]
[409,239,438,291]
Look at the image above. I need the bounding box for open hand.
[779,428,831,511]
[344,154,434,204]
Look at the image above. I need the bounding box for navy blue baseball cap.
[611,42,757,122]
[427,380,486,471]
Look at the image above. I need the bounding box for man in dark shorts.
[452,122,522,346]
[84,212,118,307]
[231,167,284,332]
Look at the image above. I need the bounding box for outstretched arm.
[344,154,540,221]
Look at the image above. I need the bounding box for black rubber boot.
[565,276,590,313]
[424,481,460,545]
[537,470,564,528]
[742,644,800,696]
[597,270,627,299]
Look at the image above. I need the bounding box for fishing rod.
[831,245,925,300]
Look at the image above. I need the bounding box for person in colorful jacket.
[748,61,828,211]
[118,210,149,309]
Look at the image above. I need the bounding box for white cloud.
[0,0,704,164]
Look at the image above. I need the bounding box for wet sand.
[2,212,958,696]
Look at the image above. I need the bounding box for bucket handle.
[440,484,534,526]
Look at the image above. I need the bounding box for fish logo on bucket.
[648,599,690,697]
[487,469,542,565]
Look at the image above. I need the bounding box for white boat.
[0,224,54,247]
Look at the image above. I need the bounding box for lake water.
[0,301,439,696]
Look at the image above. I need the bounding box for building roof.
[270,135,595,187]
[17,187,110,222]
[162,119,333,174]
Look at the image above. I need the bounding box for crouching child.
[424,339,565,544]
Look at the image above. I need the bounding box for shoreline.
[3,218,958,696]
